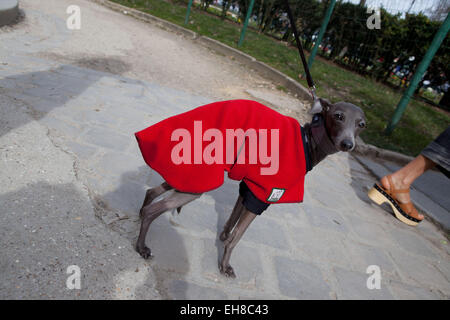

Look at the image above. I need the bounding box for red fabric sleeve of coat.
[135,99,306,203]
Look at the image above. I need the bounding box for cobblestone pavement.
[0,0,449,299]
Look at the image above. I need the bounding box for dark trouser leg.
[219,208,257,278]
[421,126,450,177]
[220,195,244,241]
[136,191,200,258]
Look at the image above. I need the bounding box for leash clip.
[309,86,323,115]
[309,86,317,101]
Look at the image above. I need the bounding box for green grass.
[112,0,450,156]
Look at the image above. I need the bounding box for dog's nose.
[340,140,353,151]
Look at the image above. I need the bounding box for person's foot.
[380,174,424,220]
[367,174,424,225]
[379,175,424,221]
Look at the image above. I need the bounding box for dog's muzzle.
[340,139,354,151]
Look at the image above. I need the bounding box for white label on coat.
[267,188,285,202]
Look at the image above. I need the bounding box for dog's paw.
[136,245,152,259]
[219,264,236,278]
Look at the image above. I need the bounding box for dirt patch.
[0,8,25,29]
[38,52,131,75]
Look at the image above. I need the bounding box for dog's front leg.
[136,191,200,259]
[219,208,257,278]
[220,195,244,241]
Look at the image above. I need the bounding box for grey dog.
[135,98,366,278]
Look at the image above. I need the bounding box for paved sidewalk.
[0,0,449,299]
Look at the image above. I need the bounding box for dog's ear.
[318,98,332,112]
[309,98,322,114]
[309,97,332,114]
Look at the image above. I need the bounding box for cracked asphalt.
[0,0,449,299]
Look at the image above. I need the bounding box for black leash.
[284,0,317,101]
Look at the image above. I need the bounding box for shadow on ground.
[346,154,398,221]
[0,181,158,299]
[0,57,129,138]
[98,168,191,299]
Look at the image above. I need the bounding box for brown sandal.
[368,175,423,226]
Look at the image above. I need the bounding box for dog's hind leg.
[219,208,257,278]
[219,195,244,241]
[139,181,172,218]
[136,190,201,259]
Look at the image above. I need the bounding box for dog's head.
[312,98,366,152]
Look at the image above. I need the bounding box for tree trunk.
[261,0,275,32]
[257,0,265,31]
[221,1,232,19]
[439,90,450,109]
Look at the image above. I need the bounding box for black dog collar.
[307,113,339,168]
[311,113,339,156]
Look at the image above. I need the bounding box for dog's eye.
[359,122,366,128]
[334,113,344,121]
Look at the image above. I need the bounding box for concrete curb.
[91,0,198,39]
[250,60,312,99]
[197,36,255,63]
[353,137,414,166]
[0,0,19,27]
[91,0,416,167]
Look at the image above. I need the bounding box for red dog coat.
[135,100,307,204]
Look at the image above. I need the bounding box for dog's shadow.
[98,168,255,296]
[98,168,192,299]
